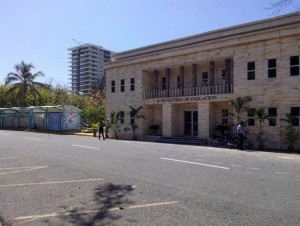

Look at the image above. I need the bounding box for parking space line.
[15,201,179,222]
[0,178,104,188]
[72,144,100,150]
[161,157,230,170]
[25,137,41,141]
[0,166,48,175]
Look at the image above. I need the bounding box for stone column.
[162,103,172,136]
[198,102,210,139]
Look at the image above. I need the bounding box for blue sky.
[0,0,298,87]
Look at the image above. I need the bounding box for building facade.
[105,13,300,150]
[68,44,113,95]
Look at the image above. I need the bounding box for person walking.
[98,121,105,140]
[236,121,245,150]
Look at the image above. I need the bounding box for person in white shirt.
[236,121,245,150]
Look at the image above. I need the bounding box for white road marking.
[248,167,260,170]
[0,132,9,135]
[25,137,41,141]
[15,201,179,222]
[0,166,48,175]
[275,171,290,175]
[72,144,100,150]
[0,178,104,188]
[161,157,230,170]
[231,164,242,167]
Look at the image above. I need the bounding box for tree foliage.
[229,96,252,123]
[270,0,299,13]
[5,61,47,107]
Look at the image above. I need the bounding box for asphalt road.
[0,130,300,226]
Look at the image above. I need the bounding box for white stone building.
[68,43,113,95]
[105,13,300,150]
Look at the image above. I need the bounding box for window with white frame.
[290,56,299,76]
[177,75,181,89]
[247,61,255,80]
[111,80,115,93]
[202,72,208,86]
[130,78,135,91]
[120,79,125,92]
[268,108,277,126]
[162,77,167,90]
[247,108,256,126]
[222,109,228,125]
[119,111,124,124]
[268,59,277,78]
[291,107,300,126]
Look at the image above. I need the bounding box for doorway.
[184,111,198,136]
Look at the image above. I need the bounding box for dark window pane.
[111,80,115,86]
[222,109,228,117]
[121,79,125,85]
[248,118,255,126]
[268,69,276,78]
[111,87,115,93]
[268,59,276,68]
[248,108,256,117]
[291,66,299,76]
[290,56,299,66]
[248,71,255,80]
[293,118,299,126]
[268,108,277,117]
[120,112,124,124]
[247,62,255,71]
[291,107,300,116]
[269,118,276,126]
[202,72,208,79]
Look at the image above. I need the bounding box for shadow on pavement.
[58,183,135,226]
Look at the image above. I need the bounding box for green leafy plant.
[5,61,47,107]
[108,111,122,139]
[229,96,252,123]
[281,113,299,152]
[255,108,269,150]
[129,106,145,140]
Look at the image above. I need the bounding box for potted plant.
[255,108,269,150]
[149,125,160,135]
[281,113,299,152]
[129,106,145,140]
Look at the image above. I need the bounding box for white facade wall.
[105,13,300,150]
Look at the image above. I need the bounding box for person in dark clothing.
[98,121,105,140]
[236,121,245,150]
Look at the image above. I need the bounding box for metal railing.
[144,83,233,99]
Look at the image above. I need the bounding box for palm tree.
[5,61,47,107]
[129,106,145,139]
[280,113,299,152]
[109,111,122,139]
[255,108,269,150]
[229,96,252,123]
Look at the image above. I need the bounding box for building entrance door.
[184,111,198,136]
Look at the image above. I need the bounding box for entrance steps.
[155,136,208,146]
